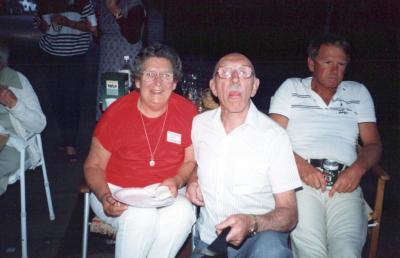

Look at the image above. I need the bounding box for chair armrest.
[370,164,390,181]
[367,163,390,226]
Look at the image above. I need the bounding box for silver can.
[322,159,340,189]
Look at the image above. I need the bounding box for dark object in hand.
[201,227,231,258]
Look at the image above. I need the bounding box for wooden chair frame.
[366,164,389,258]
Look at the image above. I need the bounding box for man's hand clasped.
[301,163,363,197]
[329,165,364,197]
[300,164,326,191]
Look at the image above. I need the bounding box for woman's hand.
[160,176,183,197]
[100,192,128,217]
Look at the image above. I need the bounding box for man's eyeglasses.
[141,71,174,82]
[215,66,254,79]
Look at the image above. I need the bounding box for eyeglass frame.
[214,66,255,79]
[140,70,175,82]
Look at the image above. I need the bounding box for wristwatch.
[248,214,258,237]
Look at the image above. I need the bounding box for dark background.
[0,0,399,257]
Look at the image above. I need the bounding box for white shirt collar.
[210,100,259,131]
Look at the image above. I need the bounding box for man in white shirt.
[269,34,382,258]
[187,53,302,257]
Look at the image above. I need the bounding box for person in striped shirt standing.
[37,0,97,162]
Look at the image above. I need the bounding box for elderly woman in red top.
[84,43,197,258]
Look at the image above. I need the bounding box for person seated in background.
[269,34,382,258]
[0,40,46,195]
[84,43,197,258]
[186,52,302,258]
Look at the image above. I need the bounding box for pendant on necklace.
[149,160,155,167]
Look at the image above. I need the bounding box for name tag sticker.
[167,131,181,144]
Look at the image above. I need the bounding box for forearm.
[351,143,382,176]
[9,101,46,133]
[175,160,196,188]
[65,19,95,32]
[84,165,110,201]
[294,152,312,175]
[187,168,198,184]
[253,190,298,233]
[256,206,297,233]
[7,80,46,133]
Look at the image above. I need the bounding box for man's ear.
[307,57,315,73]
[172,81,177,91]
[251,78,260,97]
[210,79,217,97]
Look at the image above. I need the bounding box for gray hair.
[0,40,10,66]
[133,43,183,82]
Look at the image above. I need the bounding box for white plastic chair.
[6,133,55,258]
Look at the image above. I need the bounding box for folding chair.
[80,178,116,258]
[6,133,55,258]
[80,178,91,258]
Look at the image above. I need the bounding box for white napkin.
[143,183,173,201]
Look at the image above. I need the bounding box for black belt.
[309,159,347,172]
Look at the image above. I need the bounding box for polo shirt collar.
[302,76,346,95]
[303,76,346,107]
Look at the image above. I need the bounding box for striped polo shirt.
[269,77,376,165]
[39,0,96,56]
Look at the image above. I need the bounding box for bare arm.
[84,137,127,217]
[185,167,205,206]
[161,145,196,197]
[216,190,298,246]
[51,14,97,33]
[330,122,381,196]
[269,113,288,128]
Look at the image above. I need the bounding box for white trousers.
[291,184,368,258]
[90,184,196,258]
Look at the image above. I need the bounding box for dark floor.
[0,42,399,258]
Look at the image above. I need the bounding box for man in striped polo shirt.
[269,34,382,258]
